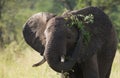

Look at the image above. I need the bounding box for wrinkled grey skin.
[23,7,118,78]
[23,12,56,55]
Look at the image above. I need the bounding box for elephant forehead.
[46,16,66,29]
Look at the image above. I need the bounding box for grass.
[0,47,60,78]
[110,50,120,78]
[0,47,119,78]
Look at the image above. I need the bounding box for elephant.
[23,7,118,78]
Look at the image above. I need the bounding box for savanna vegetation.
[0,0,120,78]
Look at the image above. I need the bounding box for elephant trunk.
[43,29,80,73]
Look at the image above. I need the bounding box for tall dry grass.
[0,46,119,78]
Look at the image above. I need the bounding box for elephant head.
[43,16,81,72]
[23,12,83,72]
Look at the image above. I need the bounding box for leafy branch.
[65,14,94,45]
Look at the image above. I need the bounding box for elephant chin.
[32,57,46,67]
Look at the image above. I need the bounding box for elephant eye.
[46,26,53,33]
[44,26,53,38]
[47,27,52,32]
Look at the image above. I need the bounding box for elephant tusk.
[32,57,46,67]
[61,55,65,63]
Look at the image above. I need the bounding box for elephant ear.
[23,12,56,55]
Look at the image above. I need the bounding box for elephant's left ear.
[23,12,56,55]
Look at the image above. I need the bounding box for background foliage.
[0,0,120,78]
[0,0,120,48]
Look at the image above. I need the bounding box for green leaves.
[84,14,94,23]
[65,14,94,45]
